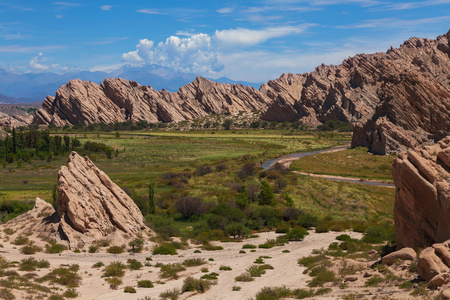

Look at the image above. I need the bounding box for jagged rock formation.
[33,30,450,154]
[0,114,32,129]
[33,76,270,126]
[4,152,151,249]
[263,31,450,154]
[56,151,148,247]
[392,136,450,250]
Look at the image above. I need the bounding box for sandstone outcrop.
[381,247,416,265]
[33,76,270,126]
[262,31,450,154]
[56,151,148,247]
[0,114,32,129]
[393,137,450,249]
[4,152,151,249]
[33,30,450,154]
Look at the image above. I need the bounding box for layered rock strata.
[392,136,450,250]
[5,152,150,249]
[33,76,270,126]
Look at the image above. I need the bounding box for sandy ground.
[0,231,363,300]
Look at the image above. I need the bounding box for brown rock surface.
[262,31,450,154]
[418,247,449,281]
[381,247,416,265]
[393,136,450,249]
[56,151,148,247]
[33,76,271,126]
[429,273,450,290]
[4,152,151,249]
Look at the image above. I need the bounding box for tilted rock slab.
[393,136,450,250]
[33,76,270,126]
[56,151,148,247]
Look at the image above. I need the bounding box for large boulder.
[381,247,416,265]
[393,136,450,249]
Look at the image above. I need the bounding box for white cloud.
[100,5,112,11]
[214,25,313,47]
[136,9,165,15]
[28,53,58,72]
[216,7,234,14]
[121,34,223,74]
[337,16,450,29]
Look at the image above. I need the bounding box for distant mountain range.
[0,65,262,104]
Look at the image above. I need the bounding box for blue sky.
[1,0,450,82]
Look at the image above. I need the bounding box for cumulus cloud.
[214,25,312,47]
[121,34,223,74]
[28,53,58,72]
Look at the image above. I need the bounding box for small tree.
[128,238,144,253]
[222,119,233,130]
[284,194,294,207]
[148,184,155,214]
[52,184,58,208]
[258,181,275,206]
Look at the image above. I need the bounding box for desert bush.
[215,163,227,172]
[182,276,215,293]
[242,244,257,249]
[246,183,260,202]
[63,288,78,298]
[297,213,319,229]
[285,227,308,241]
[137,280,154,288]
[105,277,122,289]
[93,239,110,247]
[275,222,290,233]
[182,258,205,267]
[235,272,254,282]
[153,243,177,255]
[219,265,232,271]
[225,222,249,238]
[20,242,42,255]
[39,265,81,287]
[308,266,337,287]
[103,262,127,278]
[19,257,50,271]
[124,286,136,293]
[196,165,213,176]
[45,241,67,254]
[107,246,124,254]
[159,288,180,300]
[88,246,98,253]
[127,259,142,270]
[238,162,256,179]
[282,207,299,221]
[315,223,330,233]
[362,223,395,244]
[159,263,186,279]
[12,235,29,246]
[92,262,104,268]
[0,289,14,300]
[175,196,206,218]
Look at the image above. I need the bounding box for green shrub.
[124,286,136,293]
[105,277,122,289]
[225,222,249,238]
[153,243,177,255]
[182,276,215,293]
[160,263,186,279]
[297,213,319,229]
[219,265,232,271]
[242,244,257,249]
[232,286,241,291]
[103,262,127,278]
[92,262,104,268]
[137,280,154,288]
[0,289,14,300]
[45,242,68,254]
[308,267,337,287]
[20,243,42,255]
[127,259,143,270]
[315,223,330,233]
[275,222,290,233]
[159,288,180,300]
[88,246,98,253]
[107,246,124,254]
[63,288,79,298]
[182,258,205,267]
[285,227,308,241]
[12,235,29,246]
[235,272,254,282]
[365,274,384,287]
[39,265,81,287]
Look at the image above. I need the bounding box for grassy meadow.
[0,128,395,238]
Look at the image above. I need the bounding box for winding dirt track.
[262,144,395,188]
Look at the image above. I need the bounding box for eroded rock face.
[393,136,450,249]
[56,151,148,247]
[263,31,450,154]
[33,77,271,126]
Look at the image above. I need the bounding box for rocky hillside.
[33,76,270,126]
[263,31,450,154]
[33,30,450,154]
[392,136,450,250]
